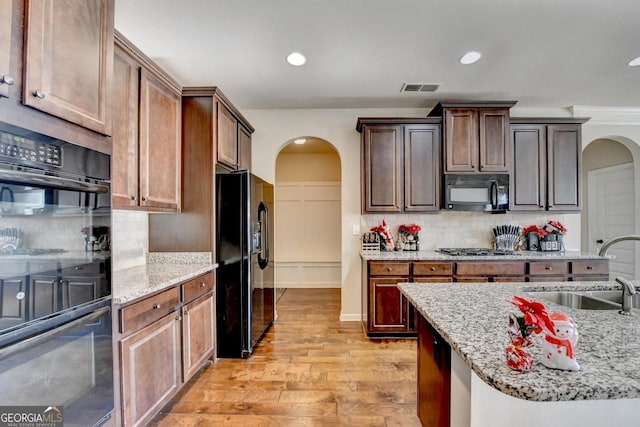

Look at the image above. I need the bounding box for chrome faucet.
[598,235,640,257]
[615,277,636,316]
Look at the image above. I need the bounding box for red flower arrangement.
[544,220,567,235]
[522,225,547,238]
[506,296,554,371]
[510,296,555,335]
[398,223,422,236]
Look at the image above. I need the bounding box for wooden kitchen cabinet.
[116,272,216,426]
[216,99,254,171]
[417,314,451,427]
[454,261,525,282]
[0,0,15,98]
[120,311,181,427]
[510,119,587,212]
[357,119,441,213]
[428,101,515,173]
[112,32,181,212]
[22,0,114,135]
[369,277,410,333]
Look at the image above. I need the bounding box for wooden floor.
[149,288,421,426]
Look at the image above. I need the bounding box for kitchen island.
[399,280,640,427]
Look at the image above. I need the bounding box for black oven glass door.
[0,297,114,427]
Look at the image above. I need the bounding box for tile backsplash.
[112,210,148,271]
[362,212,581,251]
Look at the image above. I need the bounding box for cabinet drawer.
[120,287,180,334]
[455,262,524,276]
[369,262,410,276]
[571,261,608,276]
[413,262,452,276]
[529,261,569,276]
[182,272,215,303]
[29,261,58,274]
[60,261,102,276]
[413,277,453,283]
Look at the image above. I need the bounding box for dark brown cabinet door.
[120,312,181,427]
[417,315,451,427]
[139,68,181,211]
[217,102,238,169]
[238,124,252,171]
[510,125,546,211]
[23,0,114,134]
[181,293,215,382]
[547,124,581,211]
[111,44,140,208]
[0,277,26,322]
[444,108,478,172]
[0,1,14,98]
[362,125,402,212]
[404,124,440,211]
[479,109,509,172]
[30,275,58,319]
[369,277,409,332]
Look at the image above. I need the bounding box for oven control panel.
[0,131,62,167]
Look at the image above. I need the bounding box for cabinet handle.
[33,89,46,99]
[587,266,594,270]
[430,267,437,271]
[1,75,14,85]
[141,197,147,202]
[153,303,161,309]
[130,195,137,201]
[387,267,393,272]
[200,282,206,288]
[545,266,552,270]
[74,266,83,270]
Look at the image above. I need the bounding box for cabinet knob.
[387,267,392,272]
[200,282,206,288]
[430,267,437,271]
[75,266,83,270]
[153,303,161,309]
[33,89,46,99]
[141,197,147,202]
[545,266,552,270]
[587,266,594,270]
[1,75,14,86]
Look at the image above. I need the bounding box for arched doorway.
[583,138,635,279]
[274,137,342,290]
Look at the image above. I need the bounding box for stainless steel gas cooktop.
[436,248,517,256]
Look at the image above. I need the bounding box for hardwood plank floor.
[149,288,421,426]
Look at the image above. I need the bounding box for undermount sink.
[527,291,623,310]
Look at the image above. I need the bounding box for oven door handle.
[0,169,109,193]
[0,306,110,361]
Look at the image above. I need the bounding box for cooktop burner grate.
[436,248,517,256]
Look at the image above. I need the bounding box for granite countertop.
[112,252,217,305]
[361,249,606,261]
[399,280,640,402]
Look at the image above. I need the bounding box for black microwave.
[444,174,509,213]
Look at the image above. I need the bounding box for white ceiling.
[114,0,640,111]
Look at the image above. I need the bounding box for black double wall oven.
[0,124,113,427]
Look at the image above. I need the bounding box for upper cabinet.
[0,1,15,98]
[23,0,114,135]
[215,97,254,171]
[357,118,441,213]
[111,31,182,212]
[510,118,587,212]
[428,101,516,173]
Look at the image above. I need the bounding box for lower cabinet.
[418,314,451,427]
[120,312,181,427]
[116,272,216,426]
[182,292,215,381]
[369,277,410,334]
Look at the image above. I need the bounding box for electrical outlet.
[352,224,360,236]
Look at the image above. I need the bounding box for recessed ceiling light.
[286,52,306,66]
[628,56,640,67]
[294,138,306,145]
[460,51,482,65]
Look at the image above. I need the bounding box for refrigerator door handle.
[257,201,269,270]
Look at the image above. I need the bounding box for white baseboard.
[339,313,361,322]
[276,261,340,288]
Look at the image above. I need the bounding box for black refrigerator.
[216,170,275,358]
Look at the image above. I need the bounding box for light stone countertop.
[112,252,217,305]
[399,280,640,402]
[361,249,606,261]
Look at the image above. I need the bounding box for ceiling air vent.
[400,83,440,93]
